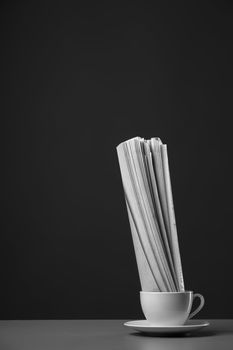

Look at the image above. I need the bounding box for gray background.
[1,0,233,319]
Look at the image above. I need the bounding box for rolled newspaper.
[116,137,184,292]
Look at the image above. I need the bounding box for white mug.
[140,291,205,326]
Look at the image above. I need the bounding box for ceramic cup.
[140,291,205,326]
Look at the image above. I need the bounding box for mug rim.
[140,291,193,294]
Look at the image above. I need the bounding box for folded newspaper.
[116,137,185,292]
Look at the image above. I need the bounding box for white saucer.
[124,320,210,335]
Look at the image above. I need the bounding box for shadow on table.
[123,331,220,350]
[123,326,233,350]
[129,330,218,338]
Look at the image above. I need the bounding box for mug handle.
[189,293,205,319]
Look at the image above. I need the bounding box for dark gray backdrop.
[1,0,233,319]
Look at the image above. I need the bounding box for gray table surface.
[0,319,233,350]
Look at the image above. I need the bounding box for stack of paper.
[116,137,184,292]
